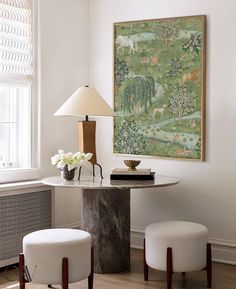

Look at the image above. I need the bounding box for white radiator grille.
[0,190,51,263]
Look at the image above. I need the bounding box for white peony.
[51,149,93,171]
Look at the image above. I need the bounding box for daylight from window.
[0,0,33,169]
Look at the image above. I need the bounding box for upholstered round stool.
[144,221,212,289]
[19,228,93,289]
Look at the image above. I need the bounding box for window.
[0,86,31,168]
[0,0,36,172]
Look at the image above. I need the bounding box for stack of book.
[110,168,155,180]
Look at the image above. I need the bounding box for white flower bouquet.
[51,149,93,171]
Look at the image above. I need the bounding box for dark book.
[110,172,155,180]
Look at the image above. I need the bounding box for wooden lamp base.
[77,120,103,179]
[78,120,97,165]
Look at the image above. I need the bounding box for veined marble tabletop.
[42,175,180,189]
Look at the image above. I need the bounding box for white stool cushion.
[23,228,91,284]
[145,221,208,272]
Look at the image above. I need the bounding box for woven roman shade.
[0,0,33,86]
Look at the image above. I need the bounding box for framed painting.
[113,15,206,161]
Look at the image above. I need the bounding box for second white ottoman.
[144,221,212,289]
[19,228,93,289]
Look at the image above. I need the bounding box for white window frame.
[0,0,40,183]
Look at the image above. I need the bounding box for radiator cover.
[0,190,52,266]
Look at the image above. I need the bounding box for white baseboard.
[208,238,236,265]
[131,227,236,265]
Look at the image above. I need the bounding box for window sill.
[0,179,44,192]
[0,168,41,184]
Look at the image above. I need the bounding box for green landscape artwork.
[113,15,206,160]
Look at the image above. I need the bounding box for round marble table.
[42,175,180,274]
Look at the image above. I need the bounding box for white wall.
[88,0,236,263]
[38,0,236,263]
[40,0,88,227]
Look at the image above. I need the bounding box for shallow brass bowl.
[124,160,141,171]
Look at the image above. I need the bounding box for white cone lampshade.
[54,86,115,117]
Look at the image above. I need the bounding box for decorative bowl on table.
[124,160,141,171]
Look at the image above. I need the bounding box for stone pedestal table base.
[42,176,180,273]
[81,188,130,273]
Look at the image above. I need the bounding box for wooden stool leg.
[62,257,69,289]
[143,239,149,281]
[19,254,25,289]
[167,247,173,289]
[206,243,212,288]
[88,247,94,289]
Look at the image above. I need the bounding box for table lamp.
[54,85,115,178]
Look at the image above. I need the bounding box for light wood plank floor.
[0,249,235,289]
